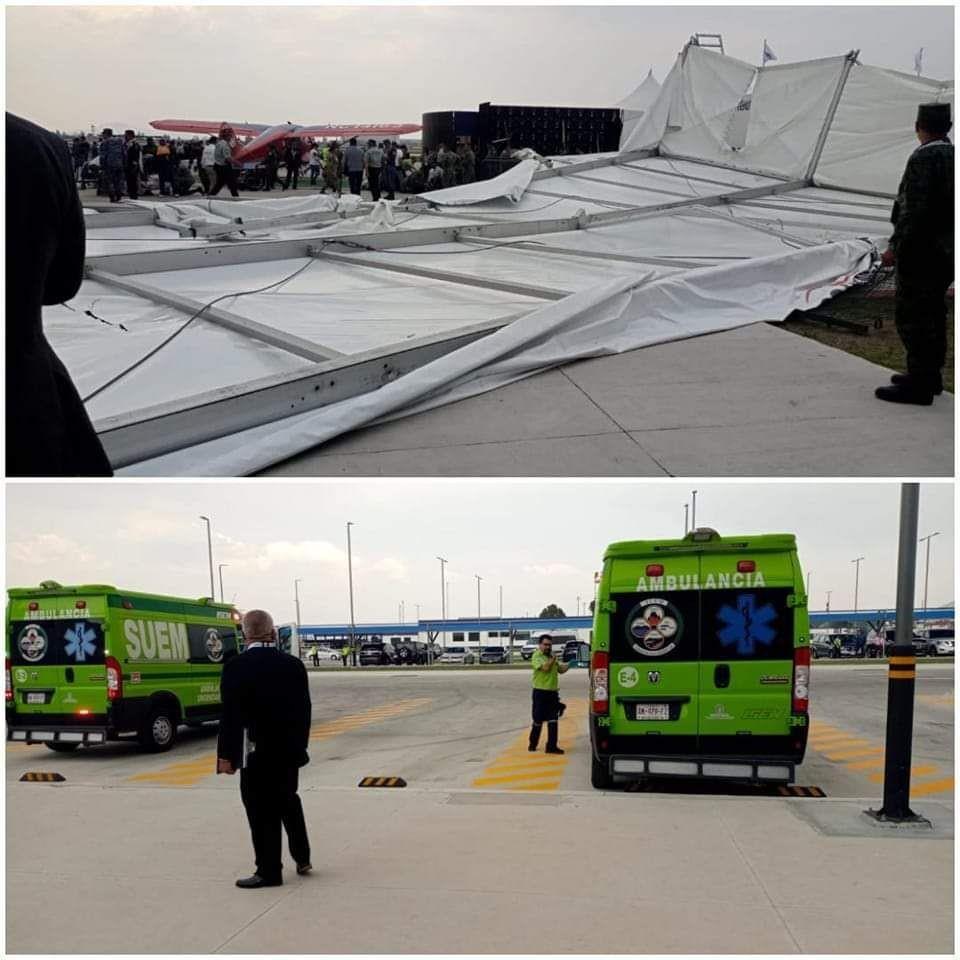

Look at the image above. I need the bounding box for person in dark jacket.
[99,127,125,202]
[876,102,954,405]
[123,130,141,200]
[6,113,112,476]
[282,138,301,191]
[217,609,312,889]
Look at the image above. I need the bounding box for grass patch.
[780,289,954,393]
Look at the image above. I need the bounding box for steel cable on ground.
[81,258,319,402]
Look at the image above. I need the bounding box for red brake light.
[28,602,39,611]
[122,600,133,609]
[75,600,86,609]
[106,656,123,702]
[5,657,11,702]
[646,564,664,577]
[793,646,810,713]
[590,650,609,715]
[737,560,756,573]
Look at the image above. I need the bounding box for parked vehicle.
[359,640,396,666]
[438,646,475,664]
[810,636,833,659]
[562,640,590,665]
[520,638,539,660]
[479,646,508,664]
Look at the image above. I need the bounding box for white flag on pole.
[914,47,924,76]
[762,40,778,64]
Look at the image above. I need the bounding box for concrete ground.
[6,665,954,953]
[263,323,954,477]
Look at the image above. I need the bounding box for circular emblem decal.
[626,599,683,657]
[618,666,639,688]
[18,624,49,663]
[14,668,28,684]
[204,628,224,662]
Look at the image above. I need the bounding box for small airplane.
[149,119,422,163]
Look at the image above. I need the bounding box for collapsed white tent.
[50,42,948,475]
[617,69,662,151]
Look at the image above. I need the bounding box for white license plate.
[634,704,670,721]
[26,693,46,705]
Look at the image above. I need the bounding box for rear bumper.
[8,723,110,745]
[604,754,796,784]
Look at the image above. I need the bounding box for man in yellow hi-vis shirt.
[529,634,570,754]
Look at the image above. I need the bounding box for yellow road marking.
[909,776,955,798]
[127,698,432,787]
[845,757,887,770]
[869,764,938,783]
[822,746,884,761]
[471,698,587,793]
[917,692,954,709]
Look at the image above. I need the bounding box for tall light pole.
[399,600,405,624]
[918,532,940,612]
[199,516,215,600]
[217,563,229,603]
[437,557,448,651]
[346,522,356,666]
[851,556,865,612]
[294,578,303,628]
[475,574,483,664]
[825,590,832,613]
[691,490,698,530]
[684,503,689,535]
[499,585,503,618]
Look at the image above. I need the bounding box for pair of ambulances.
[7,530,809,784]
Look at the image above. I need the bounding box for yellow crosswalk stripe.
[845,757,887,770]
[822,746,883,761]
[869,764,938,783]
[473,768,567,787]
[128,697,431,787]
[909,776,955,798]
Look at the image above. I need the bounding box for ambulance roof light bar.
[688,527,721,542]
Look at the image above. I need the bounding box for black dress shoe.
[890,372,943,395]
[528,744,538,752]
[296,862,312,876]
[875,383,933,406]
[235,874,282,889]
[545,747,565,755]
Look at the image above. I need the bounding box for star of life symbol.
[716,594,777,656]
[64,621,98,662]
[18,624,48,662]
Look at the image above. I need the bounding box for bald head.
[242,609,275,644]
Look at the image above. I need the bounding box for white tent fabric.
[814,64,954,194]
[139,194,361,231]
[120,239,873,475]
[420,158,539,205]
[618,69,662,150]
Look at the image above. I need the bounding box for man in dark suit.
[217,609,312,889]
[6,113,113,476]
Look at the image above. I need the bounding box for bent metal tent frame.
[53,43,951,475]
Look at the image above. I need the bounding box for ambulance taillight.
[792,646,810,713]
[590,651,609,715]
[737,560,756,573]
[5,657,11,702]
[106,657,123,701]
[646,564,664,577]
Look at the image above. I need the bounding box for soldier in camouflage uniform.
[876,102,953,405]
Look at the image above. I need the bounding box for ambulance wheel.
[45,742,80,753]
[591,753,613,789]
[140,705,178,752]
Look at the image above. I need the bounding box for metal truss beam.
[734,199,889,223]
[311,249,569,300]
[530,149,655,181]
[564,172,703,200]
[805,50,860,181]
[525,187,638,209]
[95,314,529,468]
[86,268,344,361]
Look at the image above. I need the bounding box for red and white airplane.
[150,119,422,163]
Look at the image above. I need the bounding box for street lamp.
[499,585,503,618]
[825,590,832,613]
[684,503,689,535]
[218,564,229,603]
[691,490,698,530]
[437,557,448,651]
[199,516,215,600]
[294,578,303,628]
[346,523,356,666]
[918,532,940,613]
[475,574,483,665]
[851,557,865,612]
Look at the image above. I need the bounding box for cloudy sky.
[5,481,953,625]
[5,4,954,133]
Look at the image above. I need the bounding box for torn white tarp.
[119,238,874,475]
[420,158,539,205]
[618,69,662,151]
[139,194,361,232]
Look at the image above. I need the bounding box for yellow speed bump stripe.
[19,772,65,782]
[472,697,587,792]
[358,776,407,788]
[128,698,432,788]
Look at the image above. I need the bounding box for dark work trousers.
[530,688,561,750]
[347,170,363,195]
[105,165,124,202]
[264,164,278,191]
[367,166,381,201]
[211,163,239,198]
[283,164,299,191]
[125,167,139,200]
[198,166,213,194]
[239,757,310,883]
[895,247,952,386]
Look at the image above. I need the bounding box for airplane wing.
[294,122,422,140]
[150,119,271,138]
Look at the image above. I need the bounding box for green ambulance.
[6,581,241,753]
[589,529,810,788]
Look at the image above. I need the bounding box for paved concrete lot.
[6,664,954,953]
[263,324,954,477]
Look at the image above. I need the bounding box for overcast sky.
[5,482,954,625]
[5,4,954,133]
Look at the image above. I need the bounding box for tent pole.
[804,50,860,184]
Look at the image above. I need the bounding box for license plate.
[633,703,670,721]
[26,693,46,705]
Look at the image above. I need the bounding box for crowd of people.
[65,127,487,202]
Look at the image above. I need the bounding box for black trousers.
[530,688,561,750]
[347,170,363,195]
[367,166,381,201]
[125,167,139,200]
[105,166,124,202]
[283,164,299,190]
[895,247,952,384]
[211,163,239,198]
[239,759,310,882]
